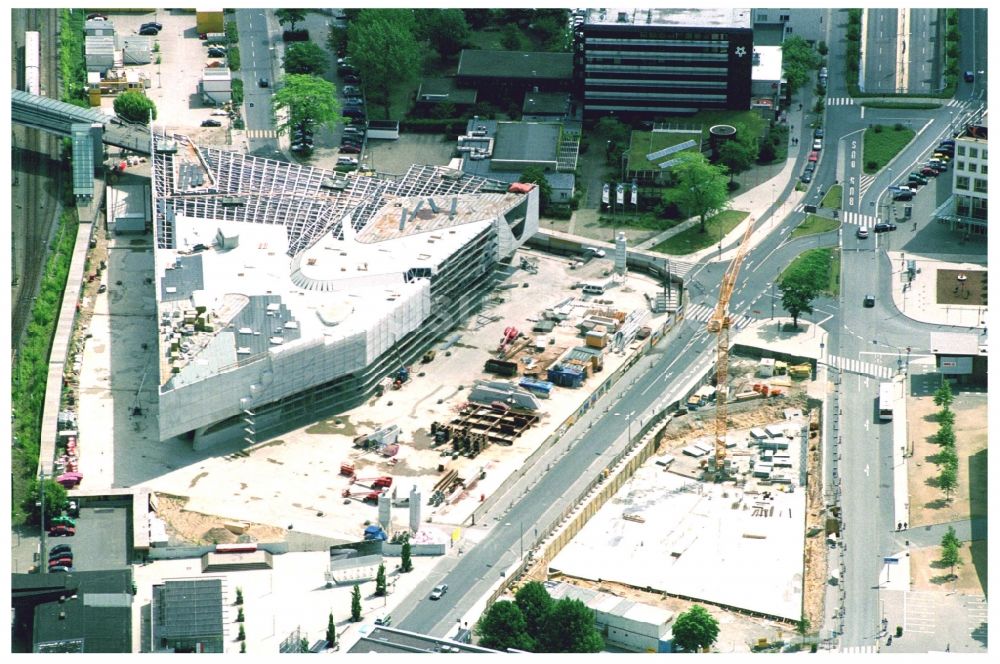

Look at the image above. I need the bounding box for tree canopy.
[718,132,759,182]
[515,582,554,643]
[23,478,68,525]
[348,10,423,117]
[415,9,470,60]
[933,379,954,409]
[669,152,730,233]
[272,74,341,135]
[778,278,819,329]
[350,584,362,622]
[283,41,329,76]
[671,605,720,653]
[781,36,823,94]
[537,598,603,653]
[476,601,535,652]
[114,90,157,124]
[937,463,958,501]
[275,9,307,32]
[939,526,963,575]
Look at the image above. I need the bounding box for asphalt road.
[863,9,902,94]
[236,8,282,159]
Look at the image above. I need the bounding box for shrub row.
[59,9,89,108]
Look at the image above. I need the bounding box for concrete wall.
[380,543,446,557]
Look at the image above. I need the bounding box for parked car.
[339,144,361,154]
[342,74,361,85]
[908,173,928,185]
[927,160,948,172]
[892,190,913,201]
[343,97,365,107]
[804,162,816,173]
[87,13,107,21]
[812,139,822,151]
[336,156,359,166]
[873,222,897,233]
[48,549,73,561]
[48,556,73,568]
[291,143,312,152]
[207,47,227,57]
[964,70,975,83]
[919,166,940,177]
[856,227,869,239]
[800,171,813,183]
[343,126,364,136]
[808,151,819,162]
[938,138,955,147]
[931,152,951,162]
[50,544,72,556]
[813,127,824,139]
[141,22,163,31]
[374,614,392,626]
[863,294,876,308]
[49,526,75,537]
[138,25,159,35]
[430,584,449,600]
[49,566,74,573]
[201,119,222,127]
[819,66,828,80]
[342,85,360,96]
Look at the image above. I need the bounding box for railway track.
[10,8,63,351]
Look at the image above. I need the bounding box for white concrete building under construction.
[149,135,539,448]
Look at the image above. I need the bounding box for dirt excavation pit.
[153,494,288,546]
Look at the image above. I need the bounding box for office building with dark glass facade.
[576,8,754,119]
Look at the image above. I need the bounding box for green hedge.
[228,45,241,72]
[231,78,244,106]
[59,9,89,107]
[11,208,79,521]
[861,101,942,110]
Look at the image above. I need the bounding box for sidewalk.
[890,253,987,329]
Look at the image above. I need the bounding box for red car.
[808,151,819,162]
[48,556,73,568]
[49,525,76,537]
[919,166,940,177]
[339,144,361,154]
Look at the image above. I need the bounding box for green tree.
[235,587,244,605]
[938,463,958,501]
[240,641,246,653]
[538,598,603,653]
[476,601,535,652]
[237,607,244,622]
[781,36,822,94]
[350,583,362,622]
[327,25,347,57]
[672,605,720,653]
[113,90,157,124]
[300,638,310,652]
[934,420,956,447]
[939,530,962,578]
[272,74,341,136]
[796,617,811,645]
[348,9,422,117]
[670,152,730,233]
[416,9,470,60]
[326,611,337,646]
[500,23,524,51]
[530,14,566,49]
[463,9,493,30]
[936,443,958,468]
[275,9,307,32]
[933,379,954,409]
[514,581,554,643]
[375,563,387,596]
[937,408,955,426]
[778,279,819,330]
[400,540,413,572]
[238,624,246,641]
[718,133,758,183]
[23,478,68,526]
[284,41,329,76]
[519,167,553,212]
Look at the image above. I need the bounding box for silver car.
[430,584,448,600]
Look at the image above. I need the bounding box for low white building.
[544,581,674,653]
[201,67,232,104]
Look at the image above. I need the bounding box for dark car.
[258,77,269,88]
[343,96,364,106]
[804,162,816,173]
[48,550,73,562]
[141,22,163,31]
[920,166,940,177]
[891,190,913,201]
[342,74,361,85]
[800,171,813,183]
[207,47,226,57]
[50,544,72,556]
[964,70,975,83]
[339,144,361,154]
[49,566,74,573]
[908,173,928,185]
[873,222,897,233]
[138,25,159,35]
[201,119,222,127]
[813,127,824,139]
[863,294,876,308]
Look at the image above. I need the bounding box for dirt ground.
[936,269,987,306]
[154,494,288,546]
[907,392,988,525]
[909,540,988,593]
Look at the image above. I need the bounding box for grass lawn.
[936,268,987,306]
[651,210,748,255]
[780,247,840,297]
[597,212,684,232]
[863,126,916,173]
[791,214,840,239]
[821,184,843,209]
[627,131,701,172]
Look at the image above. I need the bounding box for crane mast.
[706,216,757,473]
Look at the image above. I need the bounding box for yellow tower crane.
[706,216,757,473]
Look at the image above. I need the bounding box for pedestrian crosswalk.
[840,645,878,654]
[665,258,696,280]
[246,129,277,139]
[946,98,972,108]
[827,354,896,379]
[684,303,755,330]
[826,97,856,106]
[839,211,879,228]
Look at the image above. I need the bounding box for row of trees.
[931,379,959,500]
[780,35,823,96]
[475,581,603,652]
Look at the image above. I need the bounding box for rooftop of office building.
[584,7,752,29]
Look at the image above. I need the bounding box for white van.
[582,283,605,295]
